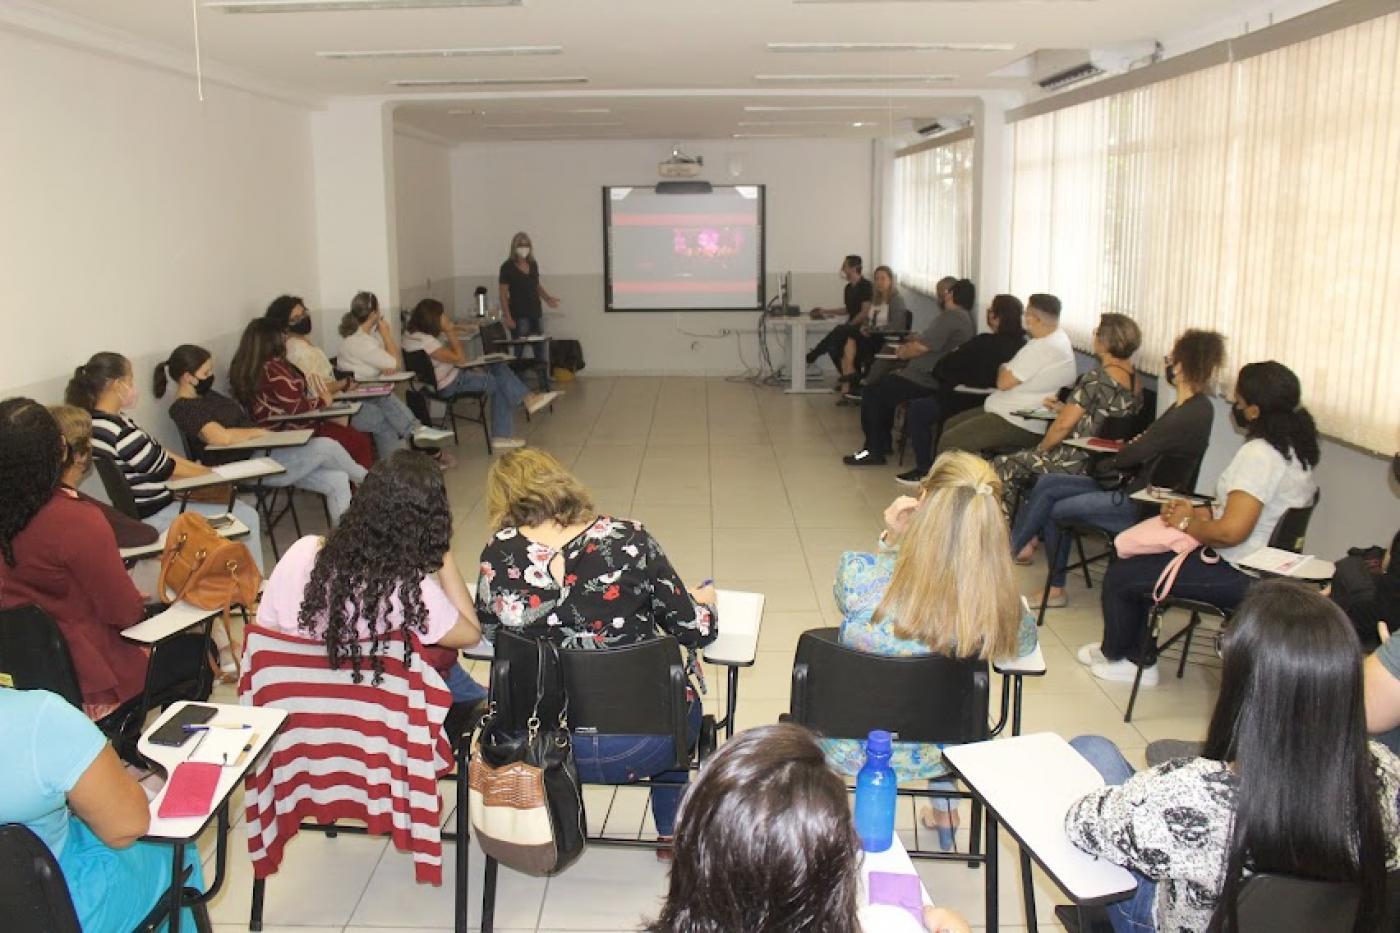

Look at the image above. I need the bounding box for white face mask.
[515,246,531,259]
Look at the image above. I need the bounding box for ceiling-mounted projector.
[658,145,703,179]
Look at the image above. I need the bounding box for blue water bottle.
[853,729,897,852]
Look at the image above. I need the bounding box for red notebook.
[157,762,221,819]
[1085,437,1125,451]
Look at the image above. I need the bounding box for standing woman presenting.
[498,231,560,360]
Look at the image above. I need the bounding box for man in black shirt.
[805,254,873,373]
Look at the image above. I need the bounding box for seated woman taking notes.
[475,448,716,847]
[824,452,1038,850]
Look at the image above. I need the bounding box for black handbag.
[467,639,586,876]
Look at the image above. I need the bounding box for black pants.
[808,323,859,369]
[1100,553,1252,662]
[859,375,936,456]
[908,390,987,473]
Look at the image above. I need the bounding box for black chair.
[0,823,210,933]
[457,629,718,933]
[0,604,214,765]
[481,320,551,393]
[782,629,1001,925]
[92,453,144,520]
[1234,872,1361,932]
[1033,450,1204,628]
[1124,489,1321,722]
[402,348,492,454]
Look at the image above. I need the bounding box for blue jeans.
[351,394,420,459]
[571,697,702,837]
[445,363,530,439]
[1070,736,1157,932]
[264,437,368,524]
[147,498,267,575]
[1011,474,1140,588]
[441,662,488,705]
[512,316,546,361]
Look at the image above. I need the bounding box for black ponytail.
[1236,361,1321,470]
[64,352,129,410]
[154,345,212,399]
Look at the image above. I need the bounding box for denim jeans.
[1011,474,1141,588]
[351,394,420,459]
[147,498,266,575]
[441,662,488,705]
[445,362,530,439]
[1100,553,1251,662]
[1070,736,1157,932]
[570,697,702,837]
[265,436,368,524]
[512,315,546,361]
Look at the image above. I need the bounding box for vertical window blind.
[892,133,975,294]
[1008,10,1400,453]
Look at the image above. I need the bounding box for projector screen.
[603,185,766,311]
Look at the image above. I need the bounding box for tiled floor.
[199,375,1221,932]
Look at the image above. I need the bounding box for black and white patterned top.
[1065,744,1400,932]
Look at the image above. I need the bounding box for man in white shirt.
[936,293,1077,456]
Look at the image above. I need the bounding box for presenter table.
[943,733,1137,933]
[139,701,287,933]
[768,315,840,393]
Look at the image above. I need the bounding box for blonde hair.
[48,404,93,472]
[486,448,594,531]
[874,452,1021,659]
[509,231,534,262]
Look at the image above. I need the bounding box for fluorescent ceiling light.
[207,0,519,11]
[794,0,1093,4]
[732,133,807,139]
[755,74,956,84]
[738,120,879,127]
[391,76,589,87]
[484,121,623,128]
[319,46,560,59]
[744,104,911,112]
[767,42,1014,53]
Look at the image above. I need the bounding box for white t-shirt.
[983,328,1078,433]
[869,302,889,330]
[1213,439,1318,564]
[400,331,457,391]
[338,330,398,381]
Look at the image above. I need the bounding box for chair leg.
[249,876,265,932]
[967,796,983,868]
[287,494,303,537]
[479,396,493,454]
[193,899,213,933]
[481,856,499,933]
[1037,559,1056,628]
[320,494,332,529]
[1177,612,1198,679]
[1077,533,1092,589]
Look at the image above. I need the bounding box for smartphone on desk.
[148,703,218,747]
[206,513,234,530]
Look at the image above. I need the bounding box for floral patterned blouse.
[992,364,1140,507]
[820,543,1039,783]
[475,517,716,655]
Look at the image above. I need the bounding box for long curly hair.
[297,450,453,683]
[0,398,63,567]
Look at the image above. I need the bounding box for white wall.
[392,128,455,311]
[0,25,318,452]
[448,138,875,374]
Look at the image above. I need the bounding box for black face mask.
[289,317,312,336]
[1231,405,1250,430]
[194,375,215,396]
[1164,363,1177,387]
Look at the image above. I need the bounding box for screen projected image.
[604,185,765,311]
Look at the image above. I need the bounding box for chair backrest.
[1268,489,1320,553]
[401,348,438,390]
[0,605,85,709]
[491,628,691,770]
[1098,413,1138,442]
[788,628,989,746]
[479,321,510,355]
[0,824,82,933]
[1233,872,1360,932]
[1144,450,1205,494]
[91,453,140,520]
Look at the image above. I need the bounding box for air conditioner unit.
[1033,41,1161,92]
[916,116,971,137]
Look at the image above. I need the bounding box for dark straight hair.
[153,344,212,399]
[228,318,287,410]
[646,723,861,933]
[1202,580,1387,932]
[988,294,1025,338]
[64,352,130,410]
[1235,360,1320,470]
[949,278,976,312]
[406,298,447,337]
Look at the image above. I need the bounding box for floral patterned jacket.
[475,517,716,653]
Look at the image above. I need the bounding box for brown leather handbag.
[158,511,262,676]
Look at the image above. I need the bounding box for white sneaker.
[1090,659,1158,686]
[525,391,561,415]
[412,425,454,445]
[1077,642,1108,666]
[493,437,526,450]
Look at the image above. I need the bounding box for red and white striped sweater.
[239,624,454,884]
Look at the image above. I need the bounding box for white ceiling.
[25,0,1286,142]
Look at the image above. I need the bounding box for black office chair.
[0,604,214,765]
[480,320,552,393]
[1124,489,1321,722]
[92,453,144,520]
[1233,872,1361,932]
[402,348,492,454]
[457,629,718,933]
[0,823,210,933]
[1033,450,1204,627]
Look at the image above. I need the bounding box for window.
[892,133,974,295]
[1009,10,1400,453]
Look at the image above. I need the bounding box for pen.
[183,723,252,732]
[698,579,714,588]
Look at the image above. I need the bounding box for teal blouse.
[820,543,1039,783]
